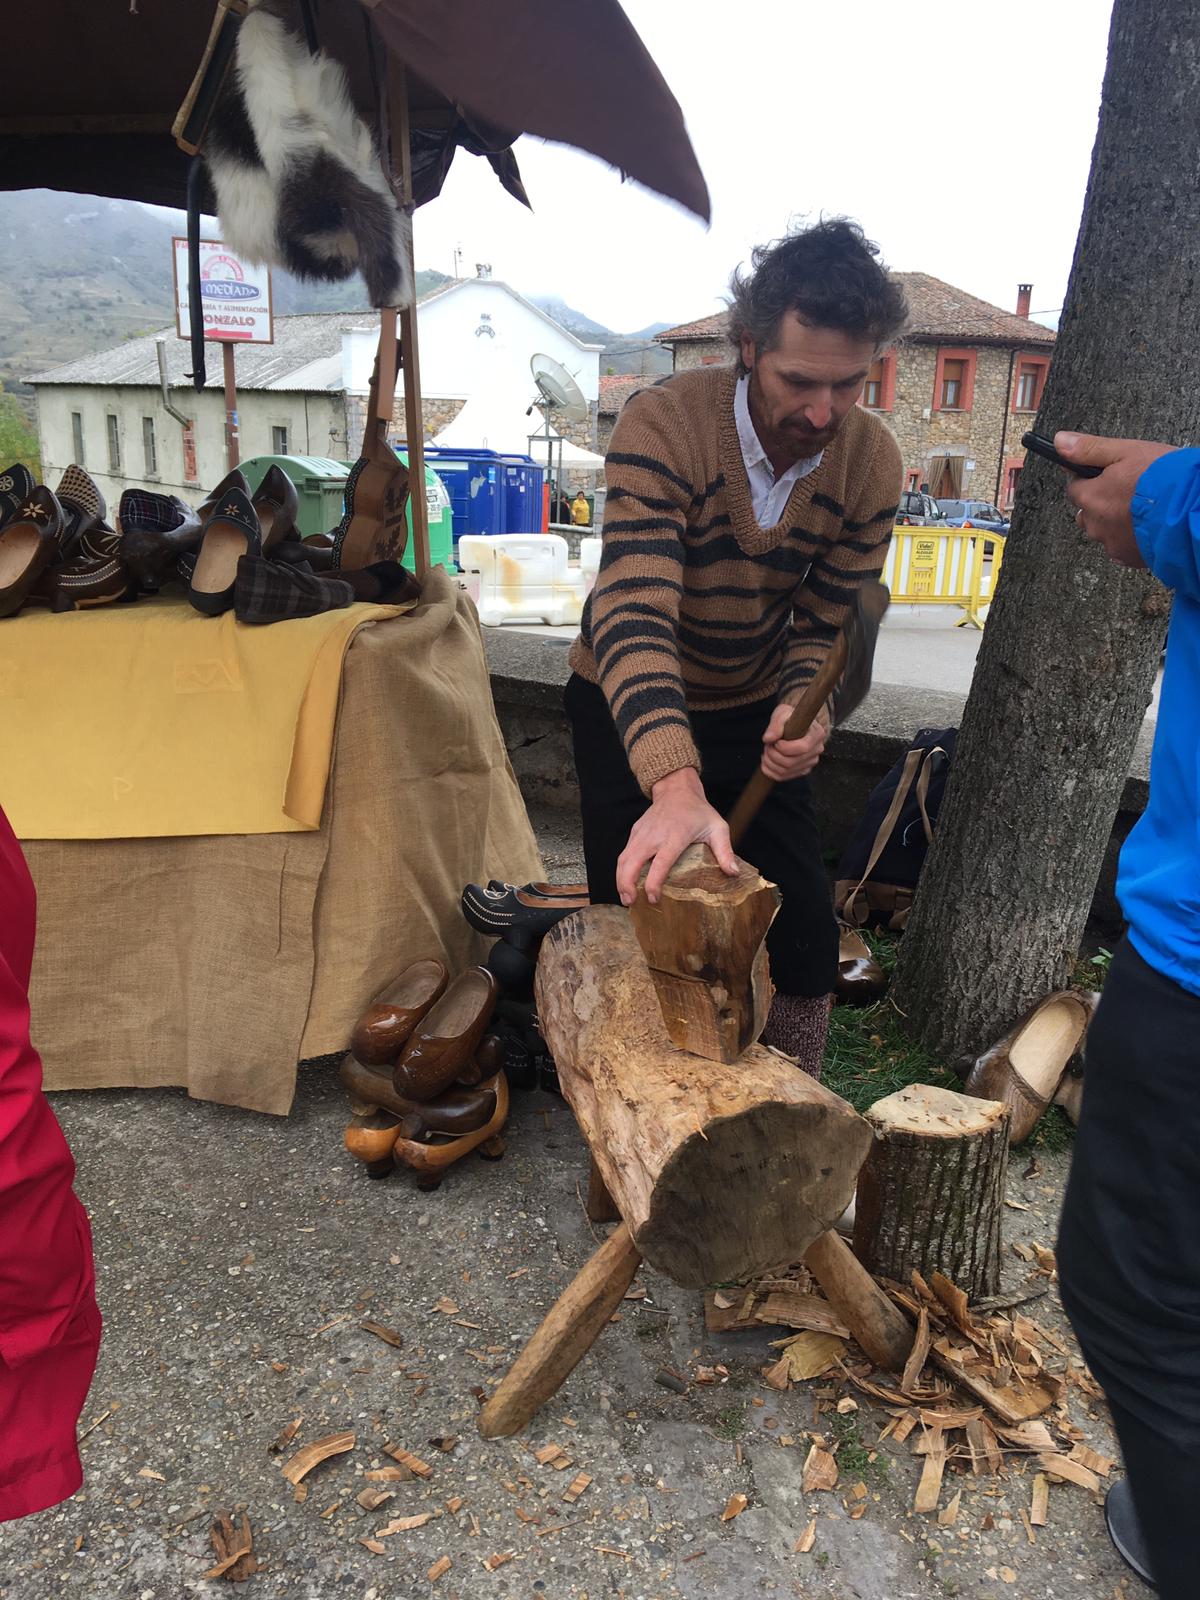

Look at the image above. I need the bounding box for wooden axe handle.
[726,631,848,849]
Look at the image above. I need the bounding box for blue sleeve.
[1132,448,1200,599]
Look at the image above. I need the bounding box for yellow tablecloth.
[0,591,410,839]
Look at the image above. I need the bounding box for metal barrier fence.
[881,528,1006,629]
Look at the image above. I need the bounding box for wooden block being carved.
[534,905,871,1287]
[628,844,780,1063]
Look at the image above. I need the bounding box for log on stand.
[853,1084,1011,1301]
[537,906,873,1289]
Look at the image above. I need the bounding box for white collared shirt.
[734,373,823,529]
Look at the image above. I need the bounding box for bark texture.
[534,906,872,1287]
[891,0,1192,1060]
[853,1085,1010,1300]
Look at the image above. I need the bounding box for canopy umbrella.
[434,393,606,472]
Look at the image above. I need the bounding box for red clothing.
[0,805,100,1521]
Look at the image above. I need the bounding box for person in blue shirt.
[1054,430,1200,1599]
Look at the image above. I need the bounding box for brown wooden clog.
[964,990,1094,1144]
[835,924,887,1005]
[351,958,448,1067]
[392,968,499,1103]
[391,1071,509,1181]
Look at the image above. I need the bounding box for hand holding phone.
[1021,431,1103,479]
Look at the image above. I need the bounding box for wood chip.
[268,1416,303,1454]
[428,1435,458,1454]
[802,1445,838,1493]
[378,1513,433,1535]
[359,1320,404,1349]
[562,1472,591,1504]
[720,1492,749,1521]
[937,1489,962,1527]
[913,1440,946,1514]
[994,1419,1056,1453]
[356,1487,393,1512]
[427,1556,452,1583]
[359,1538,386,1555]
[281,1431,355,1486]
[1038,1452,1100,1493]
[929,1272,974,1335]
[483,1552,514,1571]
[794,1517,817,1553]
[205,1512,256,1582]
[892,1410,918,1444]
[319,1503,340,1519]
[365,1465,414,1483]
[532,1444,573,1470]
[1069,1443,1114,1477]
[776,1330,845,1381]
[1011,1241,1035,1261]
[1019,1506,1036,1544]
[901,1307,931,1395]
[1030,1473,1050,1526]
[385,1445,433,1478]
[432,1298,460,1316]
[446,1496,465,1514]
[753,1291,850,1339]
[761,1354,792,1391]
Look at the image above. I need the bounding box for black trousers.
[1058,939,1200,1600]
[564,673,837,997]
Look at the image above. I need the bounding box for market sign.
[173,238,273,344]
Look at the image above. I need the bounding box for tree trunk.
[853,1085,1010,1300]
[534,906,872,1287]
[891,0,1192,1060]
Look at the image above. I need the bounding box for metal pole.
[222,340,240,470]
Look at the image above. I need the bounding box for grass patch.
[829,1408,889,1487]
[826,932,1080,1153]
[711,1406,743,1441]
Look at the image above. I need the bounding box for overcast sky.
[412,0,1114,334]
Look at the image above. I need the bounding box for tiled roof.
[655,274,1055,349]
[598,374,650,414]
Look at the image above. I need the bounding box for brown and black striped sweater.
[569,366,903,793]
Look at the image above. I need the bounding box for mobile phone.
[1021,431,1102,479]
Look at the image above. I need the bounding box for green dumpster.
[240,453,455,572]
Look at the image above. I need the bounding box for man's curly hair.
[727,218,909,374]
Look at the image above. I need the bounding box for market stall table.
[3,567,540,1114]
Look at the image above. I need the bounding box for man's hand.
[616,767,738,906]
[1054,432,1177,567]
[760,702,828,783]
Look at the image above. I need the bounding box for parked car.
[936,498,1010,534]
[895,490,947,526]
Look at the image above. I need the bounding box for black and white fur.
[205,0,413,308]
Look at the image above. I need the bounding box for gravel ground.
[0,809,1138,1600]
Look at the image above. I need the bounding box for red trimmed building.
[651,276,1055,512]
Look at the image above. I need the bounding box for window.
[70,411,85,465]
[940,359,966,409]
[859,353,895,411]
[907,471,919,491]
[272,424,289,454]
[106,413,121,474]
[182,422,198,484]
[932,348,977,413]
[1005,464,1022,507]
[142,416,158,477]
[1012,353,1050,413]
[700,355,724,367]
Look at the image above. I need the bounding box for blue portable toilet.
[423,448,544,544]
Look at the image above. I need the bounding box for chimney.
[1016,283,1032,319]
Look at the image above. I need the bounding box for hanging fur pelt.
[205,0,413,308]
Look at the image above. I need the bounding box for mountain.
[0,189,668,395]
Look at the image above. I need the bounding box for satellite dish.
[531,352,589,423]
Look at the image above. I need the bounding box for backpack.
[833,727,957,931]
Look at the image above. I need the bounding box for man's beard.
[749,372,841,463]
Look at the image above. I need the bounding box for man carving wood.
[565,219,907,1074]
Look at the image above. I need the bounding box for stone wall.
[669,340,730,372]
[874,342,1043,506]
[344,394,467,458]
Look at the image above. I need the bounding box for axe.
[726,579,890,847]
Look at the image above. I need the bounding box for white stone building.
[28,275,603,506]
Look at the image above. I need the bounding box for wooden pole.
[390,60,430,578]
[803,1230,914,1374]
[221,340,239,470]
[478,1224,642,1438]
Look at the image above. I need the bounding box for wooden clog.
[392,968,499,1102]
[391,1071,510,1181]
[351,957,448,1067]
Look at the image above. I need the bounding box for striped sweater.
[569,366,903,793]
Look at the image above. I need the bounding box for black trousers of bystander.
[1058,938,1200,1599]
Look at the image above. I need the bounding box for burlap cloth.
[25,569,542,1114]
